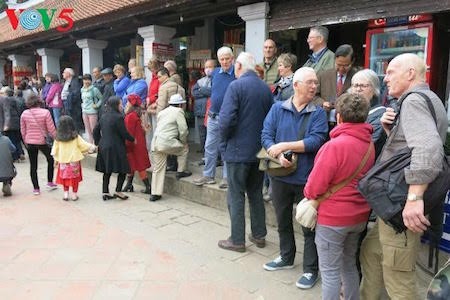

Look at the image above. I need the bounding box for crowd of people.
[0,24,447,299]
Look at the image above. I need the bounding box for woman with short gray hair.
[273,53,297,102]
[351,69,386,158]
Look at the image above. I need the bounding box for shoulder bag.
[296,142,373,229]
[257,112,311,177]
[357,91,450,233]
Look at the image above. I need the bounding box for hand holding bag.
[258,112,311,177]
[296,142,373,230]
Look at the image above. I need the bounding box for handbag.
[296,141,373,229]
[257,112,311,177]
[29,110,54,148]
[358,92,450,233]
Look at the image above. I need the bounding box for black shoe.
[122,175,134,192]
[122,185,134,192]
[216,160,223,167]
[166,166,177,172]
[149,195,161,201]
[176,171,192,180]
[140,178,151,194]
[102,194,115,201]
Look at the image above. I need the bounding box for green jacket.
[303,49,335,74]
[259,57,279,85]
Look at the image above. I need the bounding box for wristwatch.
[407,193,424,201]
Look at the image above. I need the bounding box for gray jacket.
[0,135,16,179]
[0,96,21,131]
[380,84,447,185]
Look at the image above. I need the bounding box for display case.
[365,15,434,83]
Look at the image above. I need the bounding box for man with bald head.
[360,53,447,299]
[259,39,279,85]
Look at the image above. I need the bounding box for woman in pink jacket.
[45,73,63,127]
[20,95,57,195]
[304,93,375,300]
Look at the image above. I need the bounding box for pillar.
[36,48,63,76]
[138,25,176,80]
[0,59,6,82]
[238,2,269,63]
[76,39,108,75]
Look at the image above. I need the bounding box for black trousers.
[271,178,318,273]
[102,173,126,194]
[26,144,54,189]
[3,130,24,160]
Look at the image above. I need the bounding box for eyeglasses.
[299,80,319,86]
[351,83,371,89]
[307,35,320,41]
[336,63,352,69]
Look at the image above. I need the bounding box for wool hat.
[168,94,186,105]
[101,67,113,75]
[127,94,142,106]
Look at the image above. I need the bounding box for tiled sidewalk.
[0,156,321,299]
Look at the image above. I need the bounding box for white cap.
[168,93,186,105]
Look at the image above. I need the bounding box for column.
[0,59,6,82]
[76,39,108,75]
[238,2,269,63]
[7,54,31,70]
[36,48,63,76]
[138,25,176,80]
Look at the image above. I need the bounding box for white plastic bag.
[295,198,319,230]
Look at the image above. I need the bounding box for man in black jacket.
[99,67,115,119]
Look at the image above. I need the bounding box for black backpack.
[358,91,449,235]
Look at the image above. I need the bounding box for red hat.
[127,94,141,106]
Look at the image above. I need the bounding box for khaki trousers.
[151,146,188,196]
[360,219,420,300]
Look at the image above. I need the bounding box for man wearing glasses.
[261,67,328,290]
[316,44,357,131]
[303,26,335,73]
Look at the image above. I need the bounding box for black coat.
[99,80,114,119]
[93,110,134,173]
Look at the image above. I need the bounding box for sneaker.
[296,272,319,289]
[218,179,228,189]
[2,183,12,196]
[33,189,40,195]
[263,256,294,271]
[193,176,216,186]
[46,182,58,190]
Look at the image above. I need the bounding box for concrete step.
[82,149,281,228]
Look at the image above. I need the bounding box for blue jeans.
[203,116,226,179]
[226,162,266,245]
[51,108,61,127]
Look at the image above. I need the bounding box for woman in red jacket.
[122,94,151,194]
[303,93,375,300]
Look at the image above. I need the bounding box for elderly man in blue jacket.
[217,52,273,252]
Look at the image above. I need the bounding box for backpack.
[358,91,449,237]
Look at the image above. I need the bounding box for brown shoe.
[248,234,266,248]
[218,238,245,253]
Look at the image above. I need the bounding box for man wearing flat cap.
[150,94,191,201]
[99,67,115,118]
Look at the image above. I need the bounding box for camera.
[283,150,293,162]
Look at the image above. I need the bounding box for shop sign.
[152,43,175,62]
[6,8,74,32]
[369,14,432,28]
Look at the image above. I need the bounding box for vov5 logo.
[6,8,74,32]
